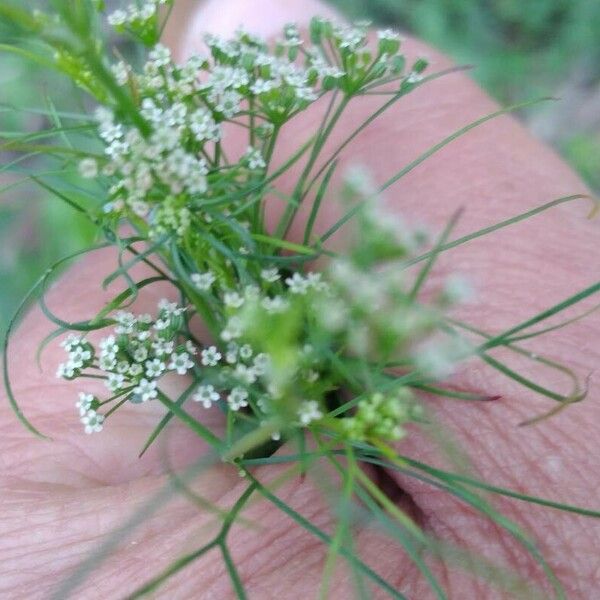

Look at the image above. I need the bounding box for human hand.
[2,1,600,598]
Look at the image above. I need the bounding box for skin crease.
[2,0,600,597]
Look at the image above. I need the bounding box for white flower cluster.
[107,0,169,28]
[190,335,307,441]
[76,392,104,434]
[59,287,330,437]
[89,103,210,224]
[82,19,421,239]
[58,299,198,434]
[218,269,330,345]
[57,335,94,379]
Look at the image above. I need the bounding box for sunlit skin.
[2,0,600,597]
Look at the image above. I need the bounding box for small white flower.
[191,271,216,291]
[406,72,423,84]
[76,392,94,416]
[137,330,152,342]
[201,346,222,367]
[442,275,474,304]
[252,353,271,376]
[239,344,253,360]
[306,272,327,291]
[244,146,266,170]
[168,352,195,375]
[337,26,367,51]
[154,318,170,331]
[415,343,456,379]
[285,272,309,294]
[81,409,104,434]
[99,355,117,372]
[106,372,126,392]
[60,334,83,351]
[158,299,183,316]
[99,122,124,143]
[262,296,289,314]
[107,9,127,26]
[260,268,280,283]
[234,364,256,385]
[224,291,244,309]
[99,335,119,355]
[133,346,149,362]
[78,158,98,179]
[187,171,208,195]
[185,340,198,355]
[244,284,260,299]
[305,369,320,383]
[141,98,163,122]
[250,79,276,95]
[128,363,144,377]
[56,363,75,379]
[133,378,158,402]
[295,86,318,102]
[298,400,323,426]
[145,358,165,378]
[152,126,180,151]
[214,90,242,118]
[130,200,150,217]
[115,311,136,334]
[69,346,92,369]
[111,61,129,86]
[377,29,401,42]
[149,44,172,67]
[152,339,174,357]
[165,102,188,127]
[221,316,243,342]
[189,108,220,142]
[227,387,249,411]
[139,2,158,20]
[116,360,130,374]
[192,384,220,408]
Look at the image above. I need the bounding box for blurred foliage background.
[1,0,599,344]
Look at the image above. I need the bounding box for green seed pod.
[412,57,429,73]
[390,54,406,75]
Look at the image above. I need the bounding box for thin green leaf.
[125,541,220,599]
[251,233,316,256]
[405,194,592,267]
[303,159,338,246]
[155,390,222,448]
[3,243,112,437]
[138,382,197,458]
[409,208,462,301]
[319,98,556,244]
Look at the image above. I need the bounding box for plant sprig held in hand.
[2,2,600,598]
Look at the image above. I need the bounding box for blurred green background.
[1,0,599,344]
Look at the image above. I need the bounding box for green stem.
[275,95,350,239]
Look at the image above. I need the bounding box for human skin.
[2,0,600,598]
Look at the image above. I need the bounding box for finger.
[164,0,341,61]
